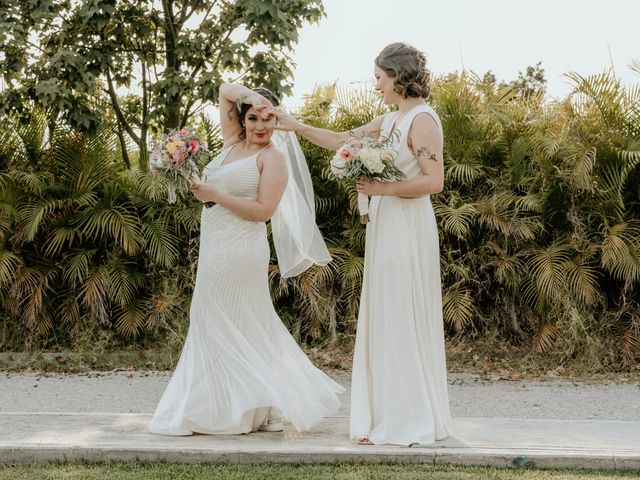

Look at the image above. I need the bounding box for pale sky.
[284,0,639,107]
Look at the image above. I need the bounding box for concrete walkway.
[1,372,639,469]
[1,413,639,469]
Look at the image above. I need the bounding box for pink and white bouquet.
[149,127,209,203]
[329,133,404,222]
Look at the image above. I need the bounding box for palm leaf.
[56,293,82,328]
[142,220,180,268]
[564,259,600,306]
[74,205,144,255]
[601,222,640,283]
[62,249,97,286]
[80,267,110,324]
[434,202,477,238]
[115,299,147,338]
[442,283,475,332]
[524,243,573,308]
[533,322,561,353]
[0,248,22,289]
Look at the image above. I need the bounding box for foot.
[257,417,284,432]
[357,437,374,445]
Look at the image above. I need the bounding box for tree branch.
[180,98,197,128]
[105,69,140,146]
[162,0,178,44]
[209,29,234,72]
[194,0,217,26]
[115,120,131,169]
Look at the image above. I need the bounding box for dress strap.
[215,144,238,166]
[218,143,272,168]
[399,103,444,144]
[255,143,272,157]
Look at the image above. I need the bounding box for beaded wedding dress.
[149,145,343,435]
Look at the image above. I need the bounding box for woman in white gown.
[148,83,343,436]
[275,42,452,445]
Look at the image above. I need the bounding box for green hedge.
[1,72,639,369]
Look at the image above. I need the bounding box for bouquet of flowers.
[149,127,210,204]
[329,133,404,222]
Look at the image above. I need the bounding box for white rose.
[330,153,348,178]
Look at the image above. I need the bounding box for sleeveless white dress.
[350,104,453,445]
[148,146,343,435]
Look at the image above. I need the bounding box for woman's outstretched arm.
[274,110,385,151]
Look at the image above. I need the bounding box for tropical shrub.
[1,67,638,370]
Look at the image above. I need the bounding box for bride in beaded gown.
[148,83,342,436]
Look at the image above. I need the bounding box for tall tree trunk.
[116,122,131,169]
[163,0,181,131]
[139,57,149,171]
[139,133,149,172]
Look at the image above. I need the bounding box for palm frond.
[524,243,573,308]
[476,193,540,240]
[434,202,477,238]
[565,71,626,128]
[56,293,83,328]
[80,267,110,324]
[533,322,561,352]
[0,248,22,289]
[142,220,180,268]
[44,226,79,257]
[445,160,485,185]
[201,114,224,155]
[442,283,475,332]
[62,249,97,286]
[601,222,640,283]
[115,299,147,338]
[568,146,596,191]
[564,259,600,306]
[74,205,144,255]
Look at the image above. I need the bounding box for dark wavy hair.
[238,87,280,139]
[375,42,431,99]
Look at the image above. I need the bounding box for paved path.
[2,371,639,420]
[1,371,639,469]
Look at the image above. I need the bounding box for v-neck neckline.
[218,144,269,168]
[387,104,423,134]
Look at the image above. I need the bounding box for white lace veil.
[270,130,332,277]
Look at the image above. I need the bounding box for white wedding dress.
[148,146,343,435]
[350,103,453,445]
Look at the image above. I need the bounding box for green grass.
[0,463,637,480]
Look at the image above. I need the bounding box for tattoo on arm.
[416,146,438,161]
[238,93,250,103]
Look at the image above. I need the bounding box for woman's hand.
[251,93,275,119]
[273,109,301,132]
[191,183,219,203]
[356,178,387,196]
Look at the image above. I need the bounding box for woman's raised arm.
[218,83,274,146]
[274,110,386,151]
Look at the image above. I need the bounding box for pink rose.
[188,139,199,154]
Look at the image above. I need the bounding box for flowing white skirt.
[350,195,453,445]
[149,207,343,435]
